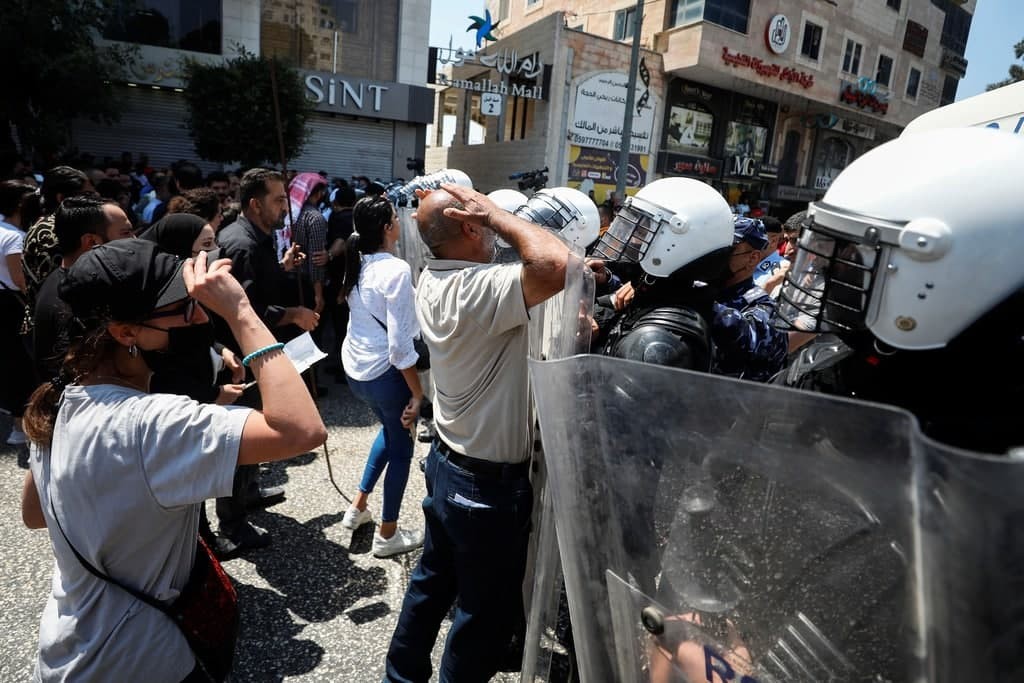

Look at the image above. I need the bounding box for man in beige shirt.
[385,184,570,682]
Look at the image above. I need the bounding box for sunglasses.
[144,298,197,324]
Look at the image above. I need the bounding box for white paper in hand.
[283,332,328,375]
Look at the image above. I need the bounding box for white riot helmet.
[592,178,734,278]
[776,127,1024,350]
[487,189,528,213]
[514,186,600,249]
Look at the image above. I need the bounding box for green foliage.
[986,38,1024,91]
[182,51,312,168]
[0,0,136,161]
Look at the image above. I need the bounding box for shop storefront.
[658,78,777,212]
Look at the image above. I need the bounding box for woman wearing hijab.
[140,215,247,557]
[140,213,217,261]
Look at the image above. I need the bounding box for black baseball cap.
[60,238,189,323]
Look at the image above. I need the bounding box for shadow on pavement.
[230,509,389,680]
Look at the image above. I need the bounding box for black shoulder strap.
[47,495,170,615]
[356,282,388,331]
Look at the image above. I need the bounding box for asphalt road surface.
[0,378,527,682]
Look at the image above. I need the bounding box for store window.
[876,54,894,87]
[779,130,801,187]
[666,103,714,155]
[671,0,750,33]
[613,7,638,41]
[842,39,863,76]
[105,0,222,54]
[906,67,921,100]
[800,21,823,61]
[813,137,853,191]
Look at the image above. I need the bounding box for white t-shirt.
[0,220,25,290]
[341,252,420,381]
[29,385,252,683]
[416,259,531,464]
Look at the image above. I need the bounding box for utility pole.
[615,0,645,201]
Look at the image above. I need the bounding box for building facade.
[71,0,433,180]
[431,0,973,213]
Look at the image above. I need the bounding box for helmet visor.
[516,194,574,232]
[592,203,658,264]
[776,224,879,333]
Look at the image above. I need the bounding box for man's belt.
[434,439,530,480]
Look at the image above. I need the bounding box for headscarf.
[287,172,327,226]
[139,213,207,259]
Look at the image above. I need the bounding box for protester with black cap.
[19,240,326,682]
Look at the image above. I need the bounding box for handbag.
[49,498,239,682]
[357,284,430,370]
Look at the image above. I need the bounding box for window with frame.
[903,20,928,58]
[671,0,704,27]
[526,0,542,6]
[614,7,638,41]
[940,75,958,105]
[842,39,863,75]
[886,0,901,11]
[940,2,972,56]
[906,67,921,99]
[105,0,222,54]
[705,0,750,33]
[876,54,894,87]
[671,0,750,33]
[801,21,823,61]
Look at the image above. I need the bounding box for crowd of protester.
[0,152,862,683]
[0,153,799,679]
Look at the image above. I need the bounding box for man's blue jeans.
[385,443,533,682]
[346,366,414,523]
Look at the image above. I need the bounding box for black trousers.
[0,291,35,418]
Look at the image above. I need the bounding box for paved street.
[0,378,522,682]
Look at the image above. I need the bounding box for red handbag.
[51,500,239,682]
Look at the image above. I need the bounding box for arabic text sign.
[570,72,657,155]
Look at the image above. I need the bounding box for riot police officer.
[590,177,787,381]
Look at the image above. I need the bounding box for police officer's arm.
[441,184,569,309]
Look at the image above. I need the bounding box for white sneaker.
[372,528,424,558]
[6,428,27,446]
[341,506,373,530]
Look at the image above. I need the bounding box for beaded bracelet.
[242,343,285,368]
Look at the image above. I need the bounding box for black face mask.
[141,322,217,384]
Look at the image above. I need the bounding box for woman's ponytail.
[341,195,397,301]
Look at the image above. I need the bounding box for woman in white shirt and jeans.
[340,195,425,558]
[0,180,41,445]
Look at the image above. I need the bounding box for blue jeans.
[385,443,533,683]
[346,366,414,523]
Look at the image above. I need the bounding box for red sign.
[721,47,814,89]
[839,81,889,115]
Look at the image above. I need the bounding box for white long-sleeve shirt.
[341,252,420,381]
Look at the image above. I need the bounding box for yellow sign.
[566,145,649,206]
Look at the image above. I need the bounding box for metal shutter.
[292,115,394,182]
[71,86,220,173]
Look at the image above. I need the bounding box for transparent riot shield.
[521,253,595,682]
[394,203,431,287]
[529,355,1024,683]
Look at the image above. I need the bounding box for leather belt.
[433,439,530,480]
